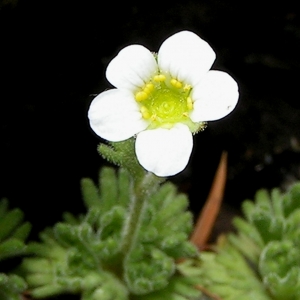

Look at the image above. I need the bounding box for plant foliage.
[198,182,300,300]
[0,198,31,300]
[21,167,201,299]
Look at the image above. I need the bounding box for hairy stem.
[120,172,165,255]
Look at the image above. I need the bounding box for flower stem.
[120,172,165,255]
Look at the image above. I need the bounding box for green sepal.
[98,138,146,181]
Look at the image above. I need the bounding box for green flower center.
[135,74,203,132]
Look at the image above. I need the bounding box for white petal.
[158,31,216,86]
[88,89,148,141]
[106,45,158,91]
[135,124,193,177]
[190,70,239,122]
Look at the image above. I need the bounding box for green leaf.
[259,240,300,299]
[0,208,24,242]
[198,181,300,299]
[283,183,300,217]
[81,177,101,209]
[0,273,27,300]
[10,221,31,241]
[21,166,199,300]
[0,238,26,261]
[99,167,118,213]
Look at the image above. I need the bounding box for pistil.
[134,73,194,129]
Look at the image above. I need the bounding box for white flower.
[88,31,239,177]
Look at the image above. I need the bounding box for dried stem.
[190,151,227,250]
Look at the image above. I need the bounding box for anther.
[183,84,192,92]
[170,78,182,88]
[153,74,166,82]
[135,91,148,102]
[187,97,193,110]
[144,83,154,94]
[140,106,151,119]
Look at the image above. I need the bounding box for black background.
[1,0,300,238]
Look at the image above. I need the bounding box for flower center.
[135,74,195,130]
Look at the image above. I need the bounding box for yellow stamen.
[135,73,196,129]
[153,74,166,82]
[135,91,148,102]
[144,83,154,94]
[170,78,182,88]
[183,84,192,92]
[140,106,151,119]
[187,97,193,110]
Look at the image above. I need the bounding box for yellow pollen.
[140,106,151,119]
[187,97,193,110]
[153,74,166,82]
[135,91,148,102]
[143,83,154,94]
[170,78,182,88]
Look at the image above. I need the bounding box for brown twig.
[190,151,227,250]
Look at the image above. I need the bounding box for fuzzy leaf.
[198,243,271,300]
[22,167,199,300]
[202,182,300,300]
[0,238,26,261]
[259,240,300,299]
[124,246,175,295]
[282,183,300,217]
[81,177,101,209]
[0,273,27,300]
[0,208,24,242]
[99,167,119,212]
[9,221,31,241]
